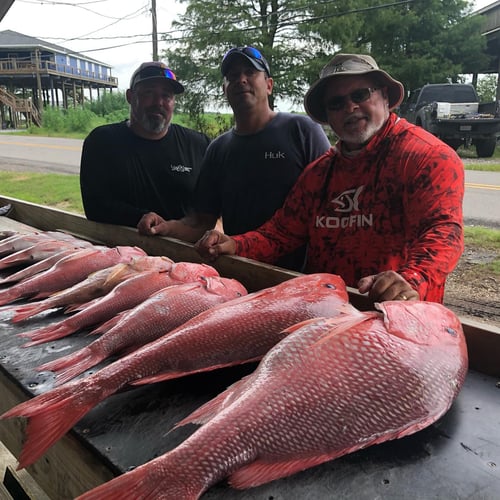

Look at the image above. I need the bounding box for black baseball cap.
[129,62,185,94]
[221,46,271,77]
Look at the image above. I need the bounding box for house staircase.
[0,87,41,128]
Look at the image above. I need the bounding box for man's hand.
[358,270,420,302]
[137,212,168,236]
[195,230,237,261]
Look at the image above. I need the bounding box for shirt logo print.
[171,164,192,173]
[315,185,373,229]
[264,151,285,159]
[330,186,364,213]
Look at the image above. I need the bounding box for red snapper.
[76,301,468,500]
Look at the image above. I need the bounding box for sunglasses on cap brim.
[222,46,270,75]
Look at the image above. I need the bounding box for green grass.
[0,172,83,214]
[464,163,500,172]
[457,145,500,171]
[464,226,500,273]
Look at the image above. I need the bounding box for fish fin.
[10,303,53,323]
[89,312,124,334]
[310,312,378,348]
[20,323,74,346]
[36,346,101,386]
[75,468,151,500]
[175,375,252,429]
[131,357,262,387]
[1,384,91,470]
[229,453,339,489]
[74,457,200,500]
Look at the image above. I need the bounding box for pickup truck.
[399,83,500,157]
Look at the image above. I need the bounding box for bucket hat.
[130,61,185,94]
[304,53,404,124]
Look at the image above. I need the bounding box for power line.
[39,0,416,54]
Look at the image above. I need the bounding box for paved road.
[0,134,499,228]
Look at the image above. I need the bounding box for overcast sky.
[0,0,495,94]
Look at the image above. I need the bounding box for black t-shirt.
[192,112,330,271]
[80,121,210,227]
[193,112,330,234]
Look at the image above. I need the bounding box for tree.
[161,0,489,113]
[476,74,498,102]
[303,0,488,95]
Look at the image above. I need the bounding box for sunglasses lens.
[327,88,376,111]
[327,97,346,111]
[350,88,371,103]
[163,68,176,80]
[243,46,263,60]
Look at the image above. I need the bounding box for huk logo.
[330,186,364,213]
[264,151,286,159]
[171,164,192,173]
[315,185,373,229]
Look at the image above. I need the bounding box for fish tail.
[11,304,46,323]
[1,384,94,469]
[36,346,102,385]
[20,323,75,346]
[76,454,203,500]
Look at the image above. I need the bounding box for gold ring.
[399,294,408,301]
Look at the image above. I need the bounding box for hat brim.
[132,76,185,94]
[221,53,269,76]
[304,69,404,124]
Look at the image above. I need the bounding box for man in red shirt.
[195,53,464,303]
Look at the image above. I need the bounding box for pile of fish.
[0,230,468,499]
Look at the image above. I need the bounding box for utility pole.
[151,0,158,61]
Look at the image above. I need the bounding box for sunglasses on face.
[325,87,379,112]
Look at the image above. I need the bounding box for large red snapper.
[8,256,174,322]
[19,261,220,346]
[76,301,468,500]
[0,246,146,306]
[1,273,349,469]
[37,276,248,385]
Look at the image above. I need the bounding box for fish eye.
[325,283,337,289]
[445,327,457,337]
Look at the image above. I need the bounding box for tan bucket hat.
[304,53,405,124]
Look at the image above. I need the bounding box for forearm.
[400,221,464,301]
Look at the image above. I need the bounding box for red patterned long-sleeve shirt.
[233,114,464,303]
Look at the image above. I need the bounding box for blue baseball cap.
[221,46,271,77]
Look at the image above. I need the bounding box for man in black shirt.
[137,47,330,270]
[80,61,210,227]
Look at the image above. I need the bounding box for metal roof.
[0,29,110,66]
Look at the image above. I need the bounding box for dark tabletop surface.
[1,295,500,500]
